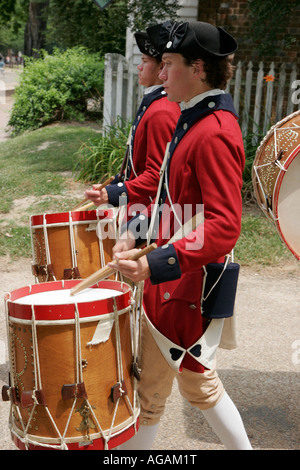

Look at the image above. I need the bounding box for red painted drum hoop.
[6,280,132,322]
[273,147,300,260]
[10,419,139,450]
[30,208,116,227]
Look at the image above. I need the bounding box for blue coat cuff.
[106,181,128,207]
[147,244,181,285]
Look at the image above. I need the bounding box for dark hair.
[184,55,234,90]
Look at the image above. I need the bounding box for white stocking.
[201,392,252,450]
[118,423,159,450]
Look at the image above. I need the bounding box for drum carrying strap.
[143,309,224,373]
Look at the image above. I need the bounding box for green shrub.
[73,118,132,183]
[8,47,104,136]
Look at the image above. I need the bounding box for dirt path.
[0,256,299,451]
[0,68,20,143]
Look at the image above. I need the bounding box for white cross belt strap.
[143,309,224,372]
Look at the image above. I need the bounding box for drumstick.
[70,243,157,296]
[72,176,114,211]
[74,200,96,211]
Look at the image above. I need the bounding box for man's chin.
[166,93,175,102]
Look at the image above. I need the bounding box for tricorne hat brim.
[147,21,237,59]
[134,31,162,59]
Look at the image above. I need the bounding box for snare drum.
[252,110,300,260]
[30,209,117,282]
[2,280,140,450]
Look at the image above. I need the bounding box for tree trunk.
[24,1,50,59]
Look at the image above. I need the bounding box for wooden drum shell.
[4,280,139,450]
[30,209,117,282]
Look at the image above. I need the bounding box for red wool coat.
[139,93,245,372]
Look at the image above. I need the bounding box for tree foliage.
[46,0,128,55]
[127,0,180,31]
[248,0,300,57]
[0,0,19,21]
[0,0,180,57]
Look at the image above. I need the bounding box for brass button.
[163,292,170,300]
[189,304,197,310]
[168,257,176,265]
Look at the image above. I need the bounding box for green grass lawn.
[0,123,101,211]
[234,210,297,266]
[0,122,298,270]
[0,123,100,258]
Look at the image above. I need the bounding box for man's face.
[159,53,208,103]
[137,54,162,87]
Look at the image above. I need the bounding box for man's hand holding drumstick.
[84,184,109,207]
[108,230,152,283]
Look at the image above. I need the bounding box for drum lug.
[110,380,128,403]
[32,264,55,278]
[31,264,39,277]
[63,267,81,280]
[61,382,88,400]
[20,389,47,408]
[1,385,19,404]
[1,385,10,402]
[131,361,141,381]
[274,148,284,163]
[266,196,272,211]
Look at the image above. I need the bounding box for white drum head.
[13,287,123,306]
[276,153,300,259]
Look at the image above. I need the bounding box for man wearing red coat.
[84,32,180,216]
[111,21,252,450]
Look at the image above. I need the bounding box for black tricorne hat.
[134,31,162,60]
[146,21,237,60]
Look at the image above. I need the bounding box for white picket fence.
[103,53,142,130]
[227,61,300,144]
[103,53,300,143]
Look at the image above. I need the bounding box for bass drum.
[252,110,300,260]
